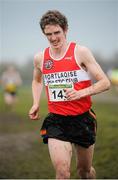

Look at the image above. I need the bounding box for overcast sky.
[0,0,118,64]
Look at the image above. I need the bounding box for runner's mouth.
[51,41,59,46]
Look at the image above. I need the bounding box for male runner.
[29,10,110,179]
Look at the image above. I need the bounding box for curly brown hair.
[40,10,68,33]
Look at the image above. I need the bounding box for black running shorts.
[40,109,97,148]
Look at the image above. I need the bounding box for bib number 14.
[48,84,73,102]
[52,89,65,100]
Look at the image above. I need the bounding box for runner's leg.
[48,138,72,179]
[74,144,96,179]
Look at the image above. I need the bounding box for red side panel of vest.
[42,42,92,115]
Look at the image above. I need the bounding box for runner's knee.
[77,166,96,179]
[56,163,70,179]
[77,167,91,178]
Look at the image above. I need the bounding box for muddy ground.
[0,112,43,178]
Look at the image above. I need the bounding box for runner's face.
[44,24,67,49]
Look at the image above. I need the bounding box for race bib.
[48,83,73,102]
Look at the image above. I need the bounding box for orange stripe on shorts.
[40,129,47,135]
[89,110,96,120]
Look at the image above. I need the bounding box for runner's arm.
[77,46,110,97]
[65,46,110,100]
[29,53,43,120]
[32,55,43,107]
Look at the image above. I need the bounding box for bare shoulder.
[34,52,44,70]
[76,45,96,66]
[76,44,93,58]
[77,44,89,53]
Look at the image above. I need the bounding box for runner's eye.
[54,31,61,35]
[45,31,61,37]
[45,33,52,37]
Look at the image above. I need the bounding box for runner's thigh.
[48,138,72,168]
[74,144,95,169]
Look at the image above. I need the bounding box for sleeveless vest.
[42,42,92,115]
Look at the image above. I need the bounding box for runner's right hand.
[29,104,40,120]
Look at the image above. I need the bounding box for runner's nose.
[51,34,57,41]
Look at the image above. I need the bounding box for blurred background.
[0,0,118,179]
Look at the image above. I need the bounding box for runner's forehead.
[44,24,63,33]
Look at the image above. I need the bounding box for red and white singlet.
[42,42,92,115]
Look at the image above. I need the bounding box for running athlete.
[1,65,22,106]
[29,10,110,179]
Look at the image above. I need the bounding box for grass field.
[0,86,118,179]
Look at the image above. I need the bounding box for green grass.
[0,86,118,179]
